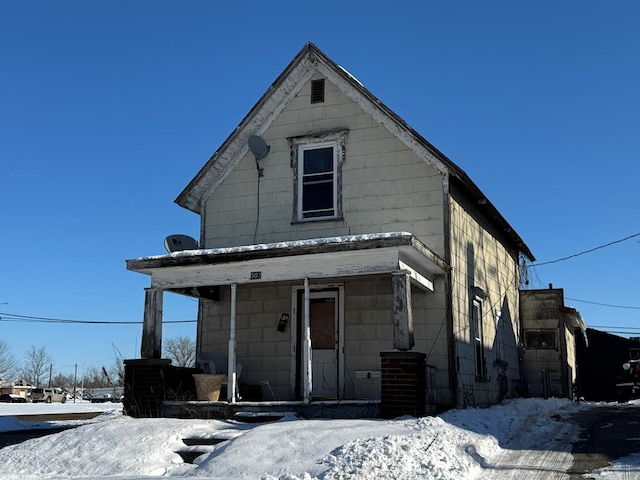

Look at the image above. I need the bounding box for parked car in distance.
[85,387,124,403]
[0,393,28,403]
[30,387,67,403]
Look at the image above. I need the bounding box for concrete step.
[233,411,287,423]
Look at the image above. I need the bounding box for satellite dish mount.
[248,135,270,177]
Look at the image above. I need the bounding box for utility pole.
[48,363,52,387]
[73,364,78,403]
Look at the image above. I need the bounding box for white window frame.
[470,286,488,382]
[290,131,347,222]
[472,298,486,380]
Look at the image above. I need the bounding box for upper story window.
[525,329,557,350]
[290,131,347,222]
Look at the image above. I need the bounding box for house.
[0,379,36,399]
[519,286,586,399]
[126,43,535,417]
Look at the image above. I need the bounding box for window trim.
[524,329,558,350]
[290,131,347,223]
[471,290,487,381]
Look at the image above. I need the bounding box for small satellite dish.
[164,234,199,253]
[248,135,270,162]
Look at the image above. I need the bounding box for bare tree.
[83,366,110,388]
[110,358,124,385]
[22,346,52,386]
[164,336,196,367]
[0,340,18,383]
[51,372,74,389]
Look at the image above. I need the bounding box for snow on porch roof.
[126,232,449,278]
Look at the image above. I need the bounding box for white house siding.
[449,192,522,407]
[197,275,447,402]
[202,73,445,258]
[198,283,295,401]
[411,275,450,406]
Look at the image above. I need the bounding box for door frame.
[290,283,345,400]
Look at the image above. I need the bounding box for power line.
[0,312,196,325]
[531,231,640,267]
[565,297,640,310]
[591,325,640,331]
[601,331,640,336]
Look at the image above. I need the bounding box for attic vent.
[311,79,325,103]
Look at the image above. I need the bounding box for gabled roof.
[175,43,534,261]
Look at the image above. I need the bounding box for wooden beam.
[399,260,434,291]
[141,287,163,359]
[392,271,414,351]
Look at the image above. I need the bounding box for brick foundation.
[380,351,426,418]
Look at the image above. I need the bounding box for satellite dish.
[164,234,199,253]
[248,135,270,161]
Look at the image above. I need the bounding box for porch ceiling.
[126,232,448,290]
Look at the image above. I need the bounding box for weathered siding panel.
[449,193,521,407]
[203,73,445,257]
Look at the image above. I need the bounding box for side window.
[290,131,347,222]
[470,287,487,381]
[524,329,557,350]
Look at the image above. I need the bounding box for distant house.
[0,379,36,399]
[126,43,535,415]
[520,286,586,399]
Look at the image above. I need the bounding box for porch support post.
[141,287,163,359]
[228,283,237,403]
[303,277,312,403]
[392,271,414,351]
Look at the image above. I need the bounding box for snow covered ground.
[0,398,638,479]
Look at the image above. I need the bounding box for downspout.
[228,284,237,403]
[303,278,312,403]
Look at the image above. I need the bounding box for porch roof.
[126,232,448,291]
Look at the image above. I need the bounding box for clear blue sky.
[1,1,639,378]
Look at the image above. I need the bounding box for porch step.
[176,429,247,464]
[182,437,228,446]
[233,411,288,423]
[175,448,212,464]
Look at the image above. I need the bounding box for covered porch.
[125,232,447,418]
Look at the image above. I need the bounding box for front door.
[295,289,340,399]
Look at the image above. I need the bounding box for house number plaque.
[250,271,262,280]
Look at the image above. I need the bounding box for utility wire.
[0,312,196,325]
[565,297,640,310]
[531,231,640,267]
[591,325,640,330]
